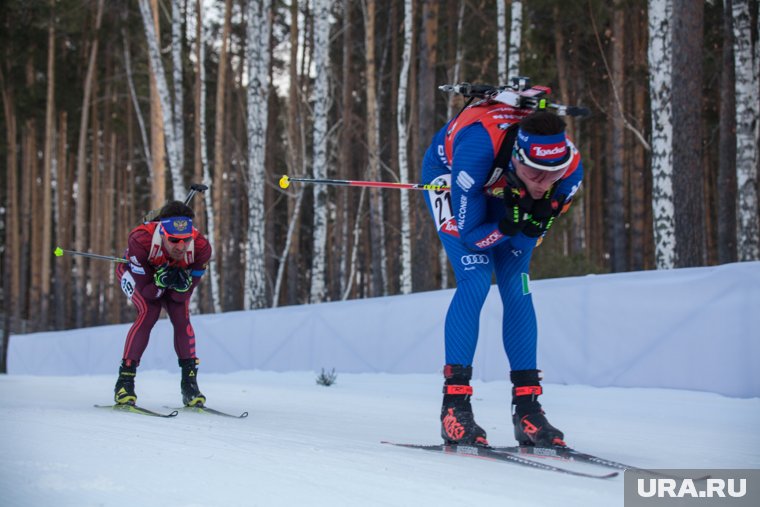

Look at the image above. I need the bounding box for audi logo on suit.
[460,255,490,266]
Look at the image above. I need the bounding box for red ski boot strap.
[514,385,542,397]
[443,385,473,395]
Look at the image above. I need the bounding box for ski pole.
[53,247,129,264]
[278,175,450,192]
[183,183,209,205]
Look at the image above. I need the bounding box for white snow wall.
[9,262,760,398]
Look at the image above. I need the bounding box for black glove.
[498,173,534,236]
[154,265,192,293]
[168,268,192,293]
[522,194,567,238]
[154,265,173,289]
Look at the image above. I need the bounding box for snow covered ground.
[2,370,758,507]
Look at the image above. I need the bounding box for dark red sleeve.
[126,229,166,301]
[190,234,212,269]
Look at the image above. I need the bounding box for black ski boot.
[114,360,137,405]
[179,358,206,407]
[440,364,489,446]
[511,369,565,447]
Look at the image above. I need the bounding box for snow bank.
[9,262,760,397]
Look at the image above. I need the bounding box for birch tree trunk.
[397,0,414,294]
[74,0,104,327]
[309,0,332,303]
[245,0,272,309]
[507,0,522,79]
[732,0,759,260]
[364,0,388,297]
[139,0,183,199]
[194,0,221,313]
[171,0,184,184]
[497,0,507,84]
[41,0,56,326]
[647,0,675,269]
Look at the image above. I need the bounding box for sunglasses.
[166,235,191,244]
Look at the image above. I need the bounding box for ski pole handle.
[183,183,209,206]
[53,247,129,264]
[278,175,450,192]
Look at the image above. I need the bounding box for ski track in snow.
[1,371,759,507]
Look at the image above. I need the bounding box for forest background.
[1,0,758,373]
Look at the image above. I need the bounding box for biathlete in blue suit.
[421,104,583,447]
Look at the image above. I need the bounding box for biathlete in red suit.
[113,201,212,407]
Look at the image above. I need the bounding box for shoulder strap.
[492,123,520,173]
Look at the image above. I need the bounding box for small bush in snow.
[316,368,337,386]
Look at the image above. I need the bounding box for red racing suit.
[115,221,212,365]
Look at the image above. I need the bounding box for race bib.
[428,174,458,237]
[120,270,136,300]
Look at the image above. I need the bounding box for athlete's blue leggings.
[426,200,538,371]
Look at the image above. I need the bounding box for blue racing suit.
[421,102,583,370]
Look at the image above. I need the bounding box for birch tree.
[497,0,507,84]
[732,0,759,260]
[139,0,183,199]
[171,0,185,181]
[309,0,332,303]
[647,0,675,269]
[507,0,522,79]
[397,0,413,294]
[245,0,272,309]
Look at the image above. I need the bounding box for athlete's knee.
[455,270,492,300]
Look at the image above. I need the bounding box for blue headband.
[516,129,569,167]
[160,216,193,237]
